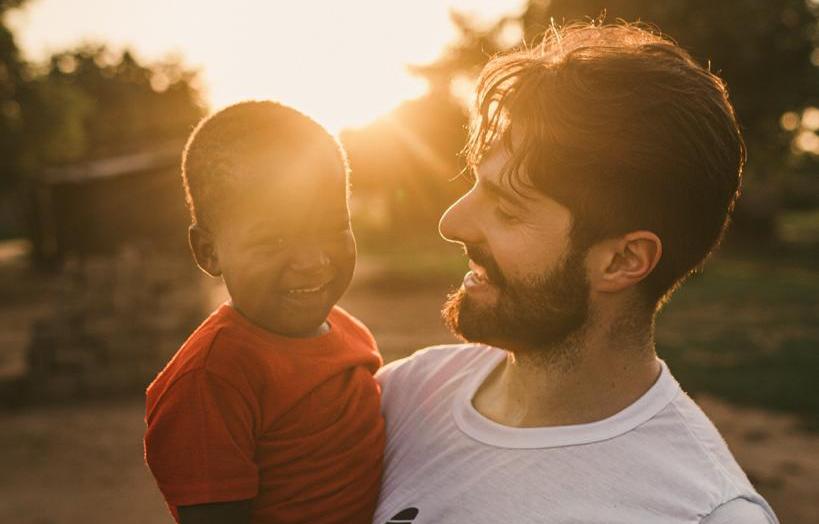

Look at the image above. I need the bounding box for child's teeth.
[289,284,323,294]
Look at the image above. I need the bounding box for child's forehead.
[239,148,346,196]
[224,158,347,227]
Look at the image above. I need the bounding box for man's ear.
[587,231,662,293]
[188,224,222,277]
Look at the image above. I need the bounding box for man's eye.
[494,206,518,223]
[312,223,350,241]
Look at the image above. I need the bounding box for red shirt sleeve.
[145,369,260,508]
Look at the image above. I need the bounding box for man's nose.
[288,244,331,273]
[439,191,480,245]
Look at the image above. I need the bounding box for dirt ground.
[0,247,817,523]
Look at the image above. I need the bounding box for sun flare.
[9,0,526,133]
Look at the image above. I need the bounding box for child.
[144,101,384,524]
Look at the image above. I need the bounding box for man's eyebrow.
[479,176,526,208]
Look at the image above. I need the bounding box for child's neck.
[228,299,331,338]
[312,321,331,337]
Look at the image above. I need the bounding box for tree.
[0,0,206,242]
[421,0,819,240]
[22,45,204,164]
[341,76,469,240]
[18,46,206,265]
[0,0,31,193]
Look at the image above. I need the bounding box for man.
[373,23,779,524]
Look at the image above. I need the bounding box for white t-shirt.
[374,344,777,524]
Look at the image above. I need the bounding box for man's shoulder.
[374,344,495,438]
[662,391,765,488]
[701,497,777,524]
[377,343,497,386]
[638,386,777,521]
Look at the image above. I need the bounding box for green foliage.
[22,45,205,164]
[0,0,204,238]
[0,2,205,196]
[417,0,819,238]
[657,245,819,429]
[0,1,28,191]
[0,0,205,183]
[18,76,92,166]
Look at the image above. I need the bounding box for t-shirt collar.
[452,347,680,449]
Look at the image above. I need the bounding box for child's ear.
[188,225,222,277]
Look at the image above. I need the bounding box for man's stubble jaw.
[441,247,590,357]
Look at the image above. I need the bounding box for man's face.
[212,152,355,337]
[439,146,590,352]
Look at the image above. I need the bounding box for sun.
[283,71,430,136]
[201,1,450,134]
[10,0,527,132]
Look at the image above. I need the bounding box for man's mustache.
[464,244,506,287]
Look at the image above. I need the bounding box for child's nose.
[288,245,331,272]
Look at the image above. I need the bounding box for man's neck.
[472,326,660,428]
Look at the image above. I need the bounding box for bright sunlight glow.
[8,0,526,133]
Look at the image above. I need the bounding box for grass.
[779,208,819,245]
[657,245,819,429]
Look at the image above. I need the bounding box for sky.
[7,0,526,132]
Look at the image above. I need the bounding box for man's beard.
[442,244,590,354]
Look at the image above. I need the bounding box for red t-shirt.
[144,303,384,523]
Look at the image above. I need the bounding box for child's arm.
[178,499,252,524]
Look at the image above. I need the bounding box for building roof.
[40,140,184,184]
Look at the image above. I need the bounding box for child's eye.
[327,222,351,236]
[257,237,288,251]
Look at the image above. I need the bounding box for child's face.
[202,153,355,337]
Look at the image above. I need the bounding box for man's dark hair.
[182,100,348,229]
[466,22,745,310]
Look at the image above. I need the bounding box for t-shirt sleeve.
[374,356,404,388]
[376,345,470,395]
[700,497,777,524]
[144,369,260,507]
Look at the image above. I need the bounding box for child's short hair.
[181,100,348,228]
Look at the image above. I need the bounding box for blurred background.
[0,0,817,522]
